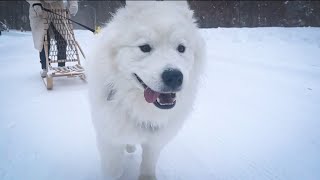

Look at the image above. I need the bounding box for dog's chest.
[109,120,164,144]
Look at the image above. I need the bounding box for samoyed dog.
[87,1,205,179]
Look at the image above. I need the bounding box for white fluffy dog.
[87,1,205,180]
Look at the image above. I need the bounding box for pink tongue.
[144,88,160,103]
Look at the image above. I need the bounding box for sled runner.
[42,8,86,90]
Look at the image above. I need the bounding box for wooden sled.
[42,8,86,90]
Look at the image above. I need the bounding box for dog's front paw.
[138,175,157,180]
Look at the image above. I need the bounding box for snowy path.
[0,28,320,180]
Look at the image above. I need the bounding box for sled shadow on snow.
[42,76,87,91]
[3,31,32,37]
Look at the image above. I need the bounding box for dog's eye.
[139,44,152,53]
[177,44,186,53]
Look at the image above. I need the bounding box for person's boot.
[58,62,65,67]
[41,69,47,78]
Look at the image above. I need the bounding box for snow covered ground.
[0,27,320,180]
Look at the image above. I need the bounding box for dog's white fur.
[87,1,205,180]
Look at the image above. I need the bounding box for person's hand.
[33,4,43,16]
[69,4,78,16]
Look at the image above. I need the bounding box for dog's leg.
[97,138,125,179]
[139,144,163,180]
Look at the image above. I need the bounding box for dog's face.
[106,1,202,110]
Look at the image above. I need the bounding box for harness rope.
[32,3,96,33]
[33,3,88,59]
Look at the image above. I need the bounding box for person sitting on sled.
[27,0,78,77]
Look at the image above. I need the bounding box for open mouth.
[133,73,176,110]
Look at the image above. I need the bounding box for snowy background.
[0,27,320,180]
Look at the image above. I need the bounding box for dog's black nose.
[162,69,183,90]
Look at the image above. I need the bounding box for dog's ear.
[170,1,194,22]
[125,1,145,8]
[125,1,190,9]
[169,1,190,9]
